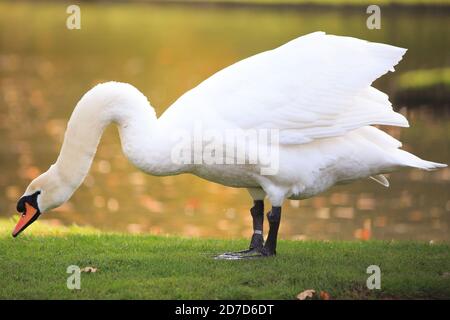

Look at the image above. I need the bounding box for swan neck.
[53,82,158,193]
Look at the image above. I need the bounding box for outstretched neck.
[52,82,182,193]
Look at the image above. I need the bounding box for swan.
[12,32,446,259]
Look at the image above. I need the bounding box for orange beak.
[12,202,41,237]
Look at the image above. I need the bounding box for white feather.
[370,175,390,187]
[23,32,446,213]
[166,31,409,145]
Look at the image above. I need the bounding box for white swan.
[13,32,446,258]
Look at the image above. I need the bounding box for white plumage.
[166,32,408,144]
[157,31,444,205]
[16,32,446,250]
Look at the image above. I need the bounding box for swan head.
[12,167,73,237]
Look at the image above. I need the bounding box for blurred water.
[0,2,449,240]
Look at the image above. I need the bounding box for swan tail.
[370,174,390,187]
[394,149,447,171]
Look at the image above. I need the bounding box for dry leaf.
[296,289,315,300]
[320,291,331,300]
[81,266,98,273]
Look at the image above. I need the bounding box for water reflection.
[0,3,448,241]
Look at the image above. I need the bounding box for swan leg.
[249,200,265,250]
[215,205,281,259]
[215,200,264,259]
[260,207,281,256]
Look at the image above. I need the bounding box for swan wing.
[168,31,408,145]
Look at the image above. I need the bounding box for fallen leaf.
[296,289,315,300]
[81,266,98,273]
[320,291,331,300]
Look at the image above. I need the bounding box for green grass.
[0,219,449,299]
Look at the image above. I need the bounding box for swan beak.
[12,202,41,238]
